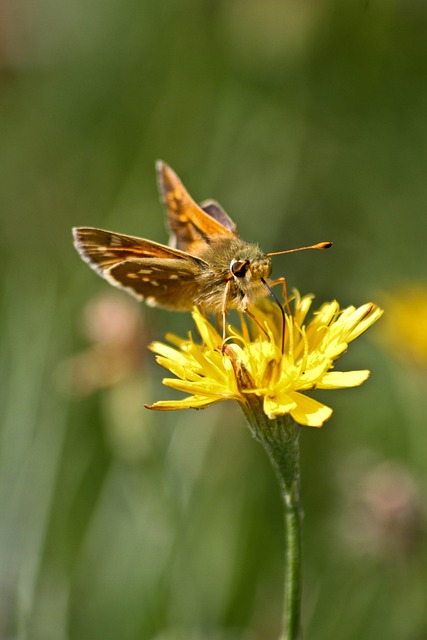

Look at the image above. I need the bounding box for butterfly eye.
[231,259,249,278]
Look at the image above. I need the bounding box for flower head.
[146,292,383,427]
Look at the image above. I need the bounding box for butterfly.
[73,161,331,342]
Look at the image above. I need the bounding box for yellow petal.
[155,357,201,381]
[149,341,189,364]
[146,395,219,411]
[164,332,188,348]
[162,377,239,399]
[186,345,227,382]
[312,300,340,326]
[263,393,297,418]
[289,392,333,427]
[347,305,384,341]
[292,291,314,326]
[192,308,222,348]
[317,370,370,389]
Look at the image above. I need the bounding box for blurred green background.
[1,1,427,638]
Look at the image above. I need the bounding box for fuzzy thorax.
[193,237,272,312]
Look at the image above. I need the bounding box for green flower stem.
[240,401,302,640]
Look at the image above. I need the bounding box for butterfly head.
[230,254,272,283]
[226,251,272,310]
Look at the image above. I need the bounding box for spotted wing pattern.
[73,227,208,309]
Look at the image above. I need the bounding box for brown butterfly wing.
[156,161,236,254]
[73,227,208,310]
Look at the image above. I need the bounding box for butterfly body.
[73,226,271,313]
[190,236,272,312]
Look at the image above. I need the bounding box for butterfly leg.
[220,280,233,350]
[243,308,269,340]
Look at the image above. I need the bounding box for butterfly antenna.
[265,241,332,258]
[261,278,286,354]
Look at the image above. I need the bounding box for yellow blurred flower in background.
[380,284,427,366]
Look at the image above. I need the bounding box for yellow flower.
[146,292,383,428]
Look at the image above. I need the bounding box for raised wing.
[156,161,236,254]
